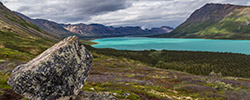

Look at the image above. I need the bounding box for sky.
[1,0,249,28]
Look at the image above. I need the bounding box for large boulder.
[8,36,93,100]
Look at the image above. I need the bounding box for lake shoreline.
[91,37,250,55]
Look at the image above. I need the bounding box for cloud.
[88,0,250,28]
[1,0,130,23]
[0,0,249,28]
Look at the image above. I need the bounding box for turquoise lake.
[91,37,250,55]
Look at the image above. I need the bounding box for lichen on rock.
[8,36,93,100]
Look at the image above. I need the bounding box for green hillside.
[0,2,250,100]
[1,40,250,100]
[155,4,250,39]
[0,2,57,63]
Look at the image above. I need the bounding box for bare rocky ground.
[1,52,250,100]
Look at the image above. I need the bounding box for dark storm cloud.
[1,0,249,28]
[1,0,130,23]
[87,0,250,28]
[80,0,129,14]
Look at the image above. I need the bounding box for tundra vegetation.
[1,40,250,100]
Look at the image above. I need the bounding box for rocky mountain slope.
[154,3,250,39]
[16,12,78,38]
[17,11,173,38]
[0,2,57,63]
[62,23,173,37]
[0,3,56,40]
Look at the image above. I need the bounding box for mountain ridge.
[16,12,78,38]
[62,23,173,37]
[0,2,57,62]
[16,12,173,38]
[153,3,250,39]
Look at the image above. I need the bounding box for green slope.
[155,4,250,39]
[0,2,57,62]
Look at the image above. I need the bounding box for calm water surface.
[91,37,250,55]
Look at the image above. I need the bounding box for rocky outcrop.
[8,36,93,100]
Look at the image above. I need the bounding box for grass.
[0,7,57,63]
[1,40,250,99]
[2,9,42,33]
[81,52,250,99]
[86,45,250,78]
[82,82,141,100]
[0,48,32,61]
[193,9,250,39]
[79,39,98,45]
[0,30,55,62]
[0,72,11,89]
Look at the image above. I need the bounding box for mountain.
[61,23,115,36]
[0,2,57,62]
[17,12,173,38]
[154,3,250,39]
[148,26,173,34]
[62,23,173,37]
[16,12,78,38]
[16,12,173,38]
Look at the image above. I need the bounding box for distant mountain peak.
[15,10,173,38]
[62,23,173,37]
[16,12,77,38]
[161,26,174,29]
[89,23,104,26]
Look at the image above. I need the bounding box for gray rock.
[8,36,93,100]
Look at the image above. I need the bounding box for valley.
[0,1,249,100]
[17,12,173,39]
[1,41,250,100]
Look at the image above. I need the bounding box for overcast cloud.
[1,0,249,28]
